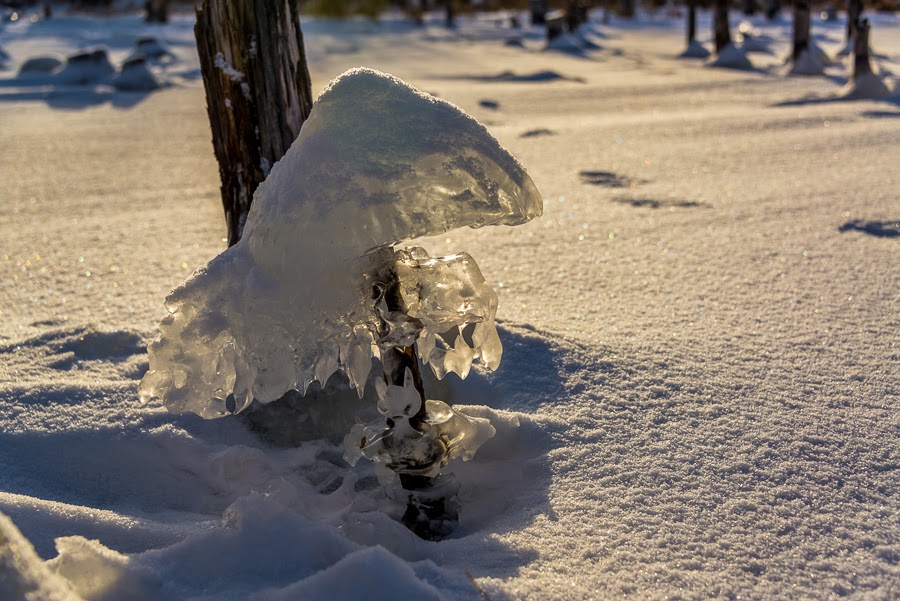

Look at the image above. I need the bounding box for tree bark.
[846,0,863,45]
[792,0,810,61]
[619,0,635,18]
[714,0,731,53]
[195,0,313,247]
[854,18,873,79]
[743,0,756,16]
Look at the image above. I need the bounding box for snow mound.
[840,72,893,99]
[737,34,773,54]
[140,67,542,418]
[678,40,711,59]
[788,49,825,76]
[546,33,587,54]
[0,511,82,601]
[55,48,114,85]
[708,43,754,70]
[133,35,172,61]
[113,56,160,91]
[17,56,63,78]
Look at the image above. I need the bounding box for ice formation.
[343,368,496,480]
[140,68,542,421]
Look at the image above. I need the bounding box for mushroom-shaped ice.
[140,68,542,418]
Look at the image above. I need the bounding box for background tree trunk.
[853,18,873,79]
[687,1,697,44]
[846,0,863,44]
[195,0,313,247]
[145,0,168,23]
[444,0,455,28]
[743,0,756,16]
[531,0,547,25]
[618,0,635,18]
[713,0,731,53]
[792,0,810,61]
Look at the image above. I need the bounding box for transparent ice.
[139,68,541,461]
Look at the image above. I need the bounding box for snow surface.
[1,7,899,601]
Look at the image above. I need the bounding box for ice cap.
[140,68,542,418]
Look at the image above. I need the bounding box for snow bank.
[141,68,541,417]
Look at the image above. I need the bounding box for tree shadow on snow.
[614,197,708,209]
[0,86,156,110]
[859,109,900,119]
[580,169,635,187]
[441,70,585,83]
[838,219,900,238]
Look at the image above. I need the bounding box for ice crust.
[140,68,542,419]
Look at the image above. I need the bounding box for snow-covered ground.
[1,7,899,600]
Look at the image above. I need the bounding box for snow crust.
[140,67,541,417]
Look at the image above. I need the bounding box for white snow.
[1,7,899,601]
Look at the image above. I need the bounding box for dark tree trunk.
[406,0,424,26]
[846,0,863,44]
[687,1,697,44]
[853,18,873,79]
[531,0,547,25]
[714,0,731,53]
[546,11,566,41]
[195,0,313,247]
[743,0,756,16]
[145,0,168,23]
[566,0,587,31]
[619,0,635,18]
[792,0,810,61]
[765,0,780,20]
[444,0,455,28]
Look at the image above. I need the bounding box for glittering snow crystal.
[139,68,542,420]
